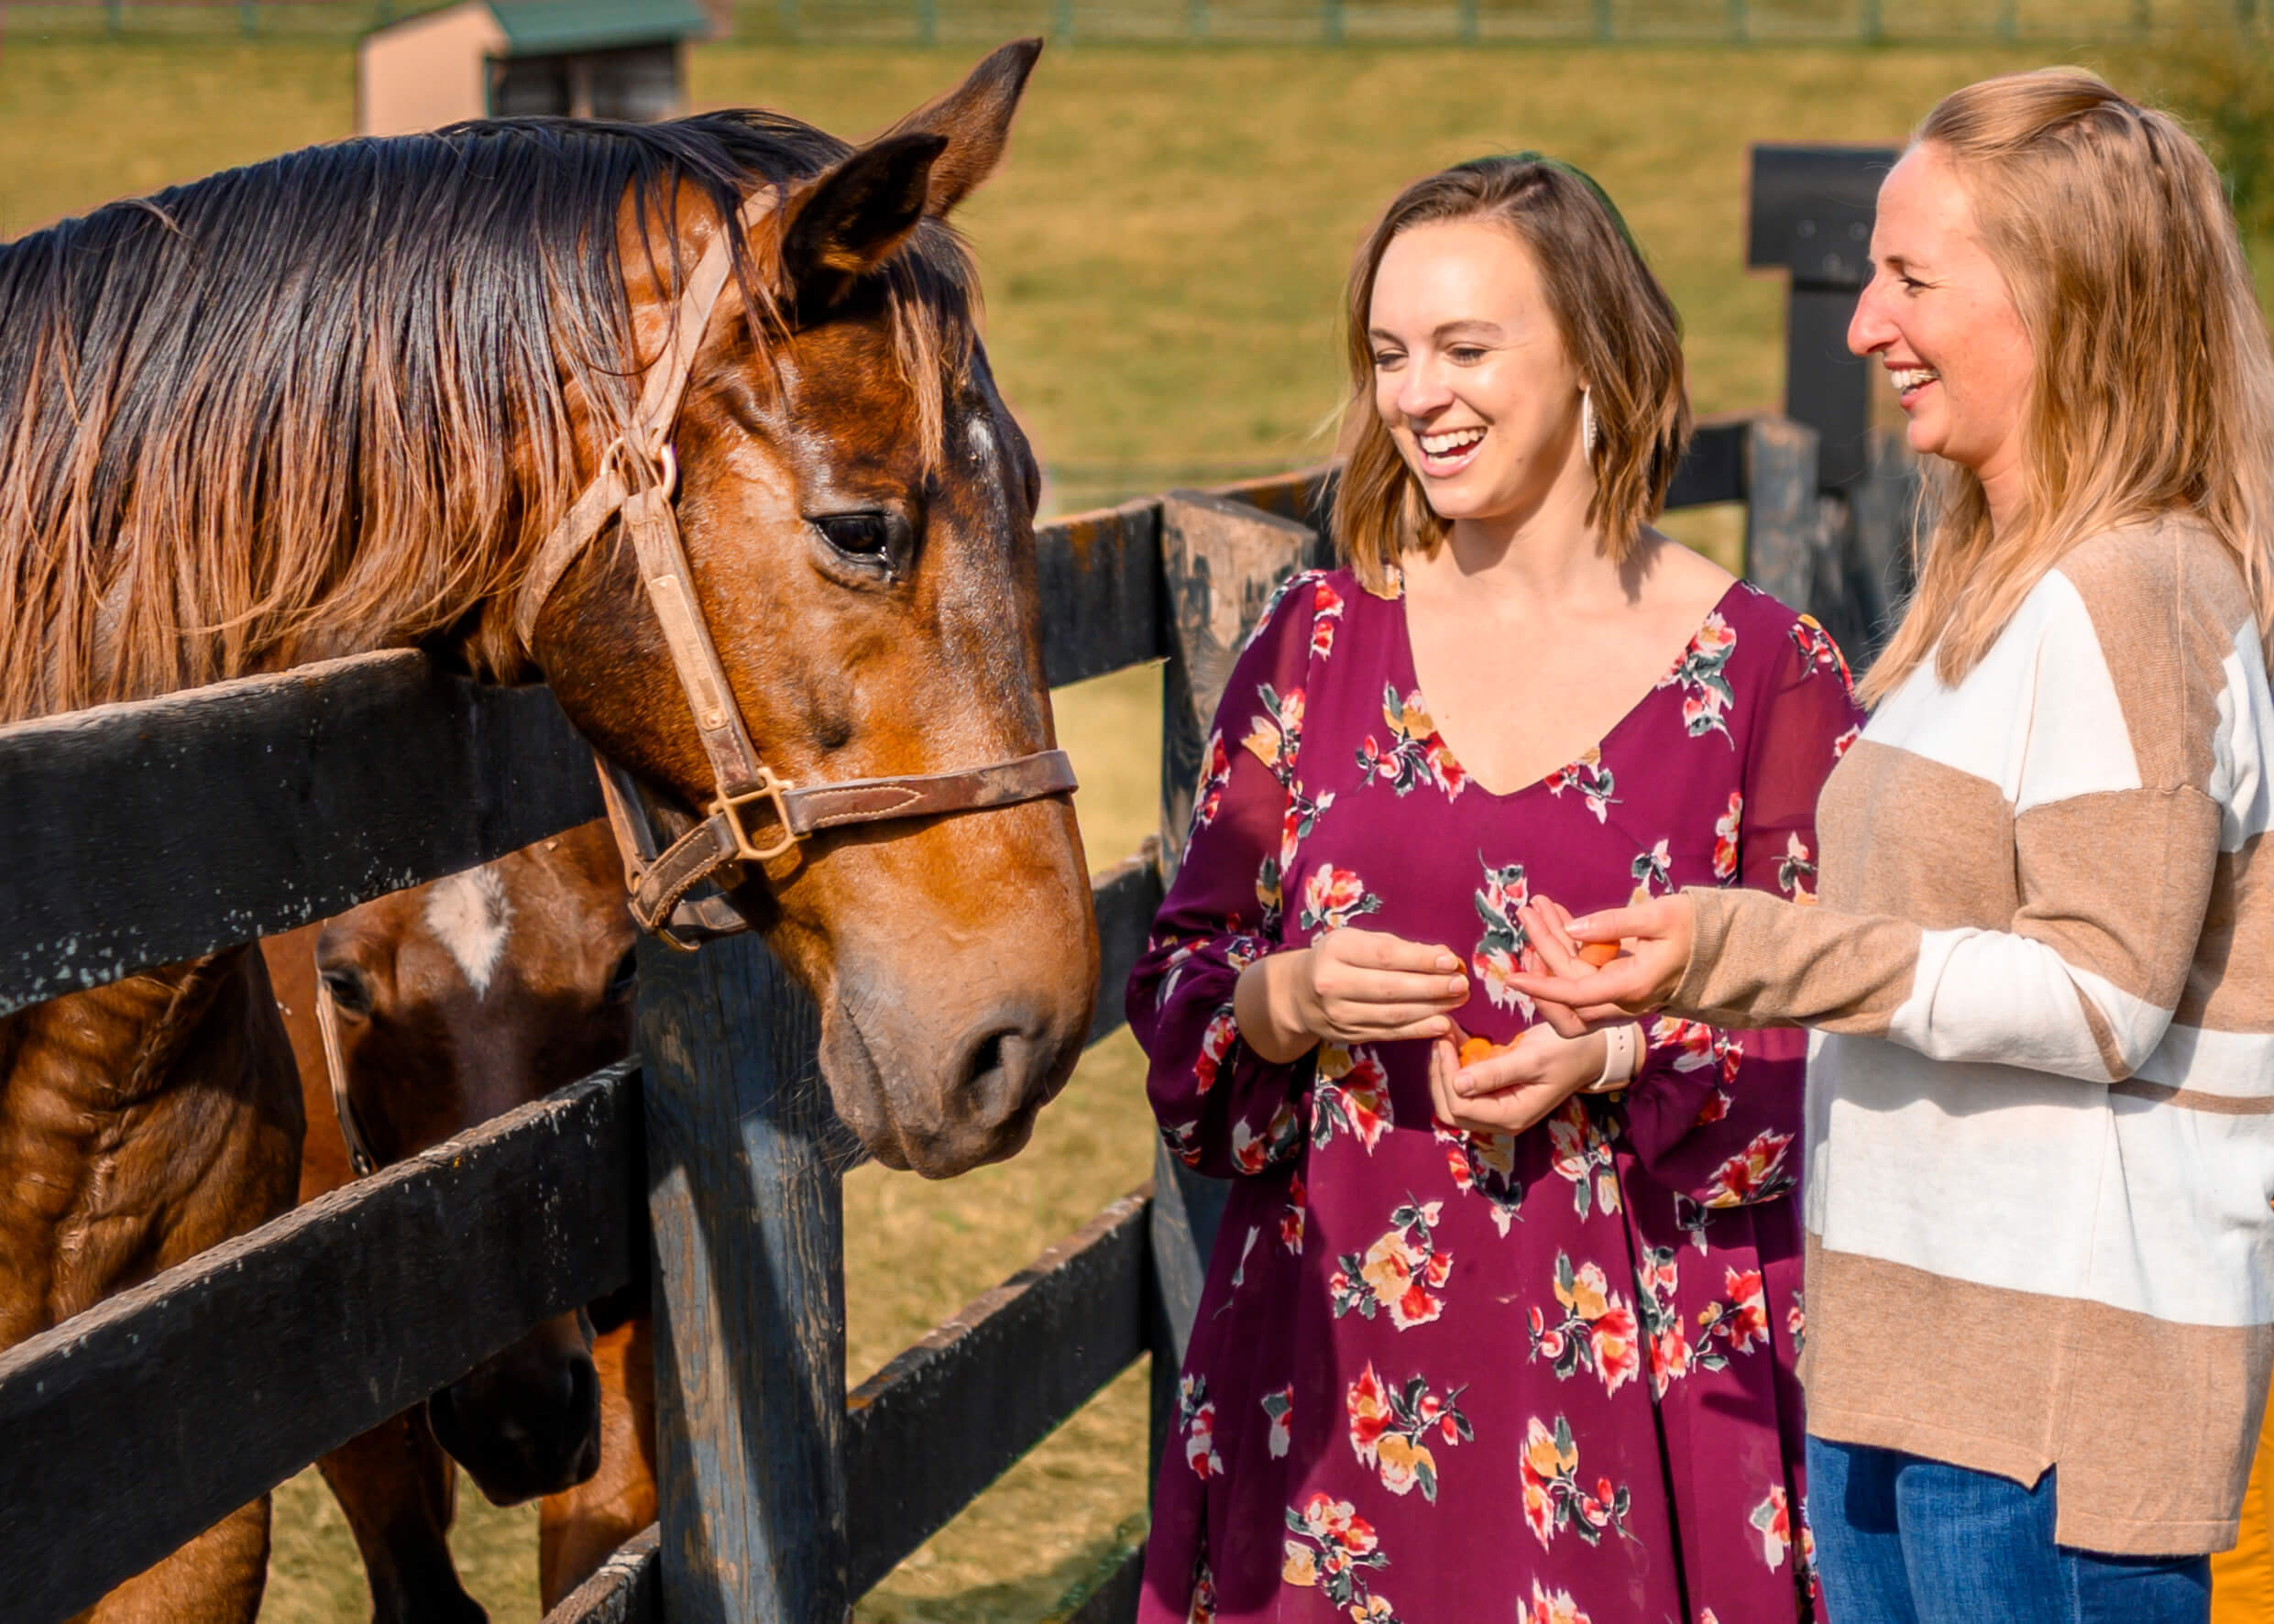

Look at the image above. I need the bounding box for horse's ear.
[776,130,949,304]
[878,37,1042,219]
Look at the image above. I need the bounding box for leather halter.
[512,188,1076,950]
[313,971,381,1180]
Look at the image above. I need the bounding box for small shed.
[358,0,715,138]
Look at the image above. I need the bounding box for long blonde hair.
[1330,155,1689,594]
[1862,69,2274,704]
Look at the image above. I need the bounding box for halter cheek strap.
[313,971,381,1180]
[513,186,1076,949]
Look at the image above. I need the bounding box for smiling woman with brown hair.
[1125,155,1862,1624]
[1508,70,2274,1624]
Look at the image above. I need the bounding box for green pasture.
[4,31,2269,1621]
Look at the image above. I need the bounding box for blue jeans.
[1806,1437,2210,1624]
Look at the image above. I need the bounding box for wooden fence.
[0,411,1829,1624]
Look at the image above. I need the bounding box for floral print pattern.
[1346,1362,1471,1501]
[1661,610,1741,741]
[1434,1118,1523,1234]
[1543,749,1616,821]
[1545,1097,1622,1220]
[1524,1581,1595,1624]
[1128,572,1862,1624]
[1704,1128,1796,1207]
[1313,1043,1392,1154]
[1281,1494,1401,1621]
[1357,685,1468,799]
[1529,1251,1642,1399]
[1713,790,1743,881]
[1299,864,1382,933]
[1470,858,1534,1015]
[1331,1197,1452,1330]
[1777,830,1818,903]
[1243,685,1304,787]
[1521,1412,1634,1549]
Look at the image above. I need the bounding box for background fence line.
[0,0,2258,46]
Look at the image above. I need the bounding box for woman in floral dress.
[1127,156,1863,1624]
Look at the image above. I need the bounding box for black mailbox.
[1747,144,1899,489]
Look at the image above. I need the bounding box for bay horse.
[0,38,1096,1619]
[262,818,638,1623]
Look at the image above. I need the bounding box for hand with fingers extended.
[1427,1019,1606,1136]
[1504,893,1695,1029]
[1232,927,1470,1064]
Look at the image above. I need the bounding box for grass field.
[5,30,2265,1621]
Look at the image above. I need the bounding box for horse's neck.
[0,949,302,1347]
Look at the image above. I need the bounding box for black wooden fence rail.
[0,410,1824,1624]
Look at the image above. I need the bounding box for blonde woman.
[1126,156,1861,1624]
[1506,71,2274,1622]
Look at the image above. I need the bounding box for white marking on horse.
[423,867,512,998]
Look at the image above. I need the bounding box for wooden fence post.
[1148,489,1316,1484]
[1740,415,1822,620]
[637,930,851,1624]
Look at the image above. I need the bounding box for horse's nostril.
[968,1028,1009,1084]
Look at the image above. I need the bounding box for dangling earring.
[1580,388,1599,457]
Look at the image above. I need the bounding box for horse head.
[523,41,1098,1177]
[0,41,1095,1183]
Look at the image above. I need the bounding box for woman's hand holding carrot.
[1233,927,1470,1062]
[1504,894,1696,1029]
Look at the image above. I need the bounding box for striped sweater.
[1672,518,2274,1556]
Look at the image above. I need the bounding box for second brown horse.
[263,822,656,1620]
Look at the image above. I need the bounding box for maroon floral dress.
[1127,566,1863,1624]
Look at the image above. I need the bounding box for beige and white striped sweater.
[1673,517,2274,1556]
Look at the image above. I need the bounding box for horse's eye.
[813,512,890,560]
[320,967,373,1020]
[604,948,639,1004]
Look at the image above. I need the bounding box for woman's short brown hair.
[1331,155,1690,593]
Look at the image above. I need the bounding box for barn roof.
[487,0,709,54]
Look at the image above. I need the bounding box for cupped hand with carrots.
[1421,898,1636,1136]
[1427,1018,1609,1136]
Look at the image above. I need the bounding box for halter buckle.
[711,768,799,863]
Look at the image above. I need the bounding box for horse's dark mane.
[0,112,977,724]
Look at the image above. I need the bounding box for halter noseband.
[512,188,1076,951]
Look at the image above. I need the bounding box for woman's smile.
[1888,363,1939,407]
[1414,422,1487,476]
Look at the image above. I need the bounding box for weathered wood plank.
[1215,464,1337,538]
[0,1064,640,1623]
[1665,415,1754,510]
[637,933,848,1624]
[1156,489,1319,883]
[1051,1545,1145,1624]
[1087,842,1164,1048]
[0,649,598,1016]
[1741,416,1825,612]
[543,1524,661,1624]
[1037,499,1165,688]
[844,1190,1150,1596]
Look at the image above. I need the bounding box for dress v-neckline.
[1390,576,1745,802]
